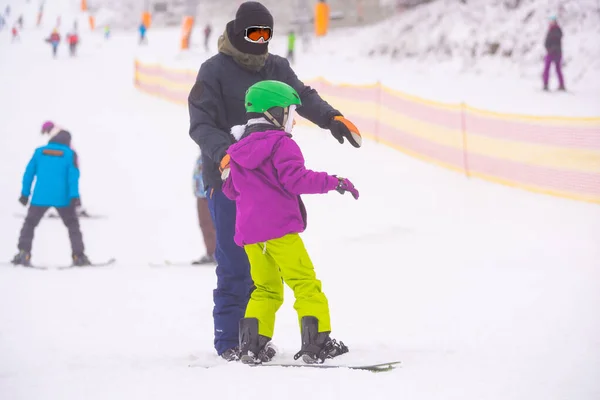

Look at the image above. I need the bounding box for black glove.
[18,195,28,206]
[329,116,362,148]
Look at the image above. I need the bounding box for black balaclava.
[228,1,274,55]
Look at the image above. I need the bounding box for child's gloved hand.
[329,116,362,148]
[335,177,359,200]
[220,154,231,180]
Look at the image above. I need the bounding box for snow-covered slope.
[1,4,600,400]
[317,0,600,86]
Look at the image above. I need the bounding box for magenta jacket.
[222,130,339,246]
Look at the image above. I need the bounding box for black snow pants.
[18,205,85,255]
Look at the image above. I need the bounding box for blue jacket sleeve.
[188,61,233,164]
[68,151,80,199]
[21,151,37,197]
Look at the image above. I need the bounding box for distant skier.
[192,154,216,265]
[104,25,110,40]
[286,30,296,64]
[66,30,79,56]
[138,22,147,45]
[11,121,92,267]
[11,25,19,42]
[543,15,565,91]
[46,29,61,58]
[203,23,212,52]
[17,15,23,29]
[221,80,357,364]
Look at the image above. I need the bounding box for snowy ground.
[1,6,600,400]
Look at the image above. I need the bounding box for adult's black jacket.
[188,52,341,191]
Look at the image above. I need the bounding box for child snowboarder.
[12,121,92,267]
[192,153,216,265]
[46,29,61,57]
[221,80,360,365]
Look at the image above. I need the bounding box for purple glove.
[335,177,359,200]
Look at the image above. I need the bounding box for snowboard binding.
[293,316,349,364]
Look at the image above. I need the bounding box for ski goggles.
[244,26,272,43]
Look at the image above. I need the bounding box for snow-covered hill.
[315,0,600,86]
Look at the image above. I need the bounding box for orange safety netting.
[134,60,600,204]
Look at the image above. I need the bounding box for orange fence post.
[81,0,87,12]
[88,15,95,30]
[314,1,330,37]
[374,81,382,143]
[142,12,152,29]
[460,102,470,178]
[180,16,194,50]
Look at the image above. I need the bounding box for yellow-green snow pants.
[244,233,331,339]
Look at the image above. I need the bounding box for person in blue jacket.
[11,121,91,267]
[139,22,147,45]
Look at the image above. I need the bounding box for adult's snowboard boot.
[220,346,240,362]
[72,253,92,266]
[11,250,31,266]
[239,318,276,364]
[294,316,349,364]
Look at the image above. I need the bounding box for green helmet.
[245,80,302,114]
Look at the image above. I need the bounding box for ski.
[13,212,107,220]
[57,258,116,270]
[1,262,48,270]
[251,360,401,372]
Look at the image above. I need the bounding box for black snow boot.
[220,346,240,362]
[239,318,276,364]
[294,316,349,364]
[11,250,31,266]
[72,253,92,266]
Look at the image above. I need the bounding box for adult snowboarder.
[139,22,147,45]
[543,15,565,91]
[188,1,362,361]
[221,80,358,364]
[203,23,212,52]
[11,121,92,267]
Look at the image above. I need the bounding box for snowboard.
[251,360,401,372]
[2,258,116,270]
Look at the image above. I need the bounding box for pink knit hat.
[41,121,55,134]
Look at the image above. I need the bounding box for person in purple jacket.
[220,80,360,365]
[543,15,565,91]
